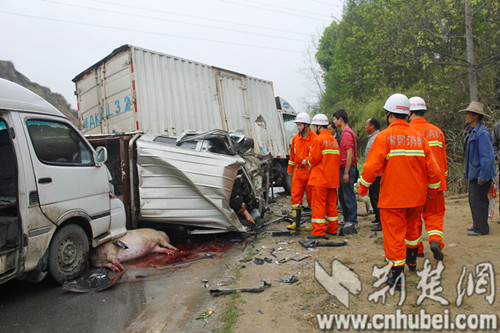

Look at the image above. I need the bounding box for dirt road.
[204,192,500,332]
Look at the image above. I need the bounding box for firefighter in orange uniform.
[408,97,447,262]
[287,113,317,231]
[306,114,340,238]
[358,94,441,290]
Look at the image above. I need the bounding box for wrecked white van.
[0,78,127,285]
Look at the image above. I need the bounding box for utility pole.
[465,0,479,101]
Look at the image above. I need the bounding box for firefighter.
[408,97,447,262]
[306,113,340,238]
[287,112,317,231]
[358,93,441,290]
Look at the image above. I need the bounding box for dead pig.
[90,228,178,271]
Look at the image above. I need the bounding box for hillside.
[0,60,78,123]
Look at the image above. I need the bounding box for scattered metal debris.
[277,254,311,264]
[135,274,148,279]
[254,257,265,265]
[172,253,215,266]
[264,257,272,263]
[274,275,299,284]
[299,239,347,248]
[202,279,209,288]
[210,279,272,296]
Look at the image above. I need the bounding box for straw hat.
[459,101,487,116]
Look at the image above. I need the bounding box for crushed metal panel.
[135,136,247,231]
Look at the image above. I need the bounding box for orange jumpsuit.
[306,129,340,236]
[358,119,441,267]
[410,117,447,251]
[287,130,317,210]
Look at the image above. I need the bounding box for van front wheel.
[48,224,89,284]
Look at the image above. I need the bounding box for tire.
[283,171,292,195]
[48,224,89,284]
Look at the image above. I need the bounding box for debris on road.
[173,253,215,266]
[277,254,311,264]
[274,275,299,284]
[210,279,272,296]
[195,308,214,327]
[62,268,124,293]
[298,239,347,249]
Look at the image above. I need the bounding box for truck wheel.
[48,224,89,284]
[283,172,292,195]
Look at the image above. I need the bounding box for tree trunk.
[465,0,479,101]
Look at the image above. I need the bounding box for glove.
[358,184,369,197]
[427,189,437,200]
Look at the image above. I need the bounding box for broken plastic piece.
[299,239,347,248]
[62,268,124,293]
[264,257,272,263]
[254,257,265,265]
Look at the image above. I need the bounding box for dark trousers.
[339,166,358,224]
[369,176,381,222]
[468,180,491,235]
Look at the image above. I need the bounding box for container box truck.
[73,44,291,190]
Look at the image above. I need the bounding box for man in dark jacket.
[461,101,496,236]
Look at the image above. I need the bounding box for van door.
[21,116,112,236]
[0,118,22,284]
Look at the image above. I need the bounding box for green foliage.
[0,60,77,124]
[317,0,500,192]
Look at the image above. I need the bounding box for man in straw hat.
[461,101,496,236]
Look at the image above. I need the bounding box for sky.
[0,0,343,113]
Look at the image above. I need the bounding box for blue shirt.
[464,122,496,181]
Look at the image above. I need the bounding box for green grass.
[216,292,242,333]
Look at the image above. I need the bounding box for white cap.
[409,96,427,112]
[294,112,311,124]
[311,113,329,126]
[383,93,410,115]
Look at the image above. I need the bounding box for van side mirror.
[95,146,108,166]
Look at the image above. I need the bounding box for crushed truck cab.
[0,78,126,285]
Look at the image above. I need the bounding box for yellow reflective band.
[428,230,443,237]
[360,176,371,187]
[288,161,296,165]
[326,216,339,221]
[387,258,406,266]
[405,236,422,246]
[322,149,340,155]
[428,182,441,189]
[386,149,425,159]
[428,141,443,148]
[292,204,302,209]
[311,219,326,224]
[445,171,448,176]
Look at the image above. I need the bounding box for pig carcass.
[90,228,178,271]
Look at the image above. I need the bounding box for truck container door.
[0,118,22,284]
[76,50,135,135]
[21,116,112,236]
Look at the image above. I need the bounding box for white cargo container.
[73,45,289,164]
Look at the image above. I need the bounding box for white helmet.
[294,112,311,124]
[311,113,329,126]
[383,93,410,115]
[409,96,427,112]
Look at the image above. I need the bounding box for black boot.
[287,207,302,230]
[430,240,444,261]
[386,266,405,291]
[406,248,418,272]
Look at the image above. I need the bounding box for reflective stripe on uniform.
[386,149,425,159]
[292,204,302,209]
[387,258,406,267]
[428,141,443,148]
[445,170,448,176]
[360,176,372,187]
[288,161,296,165]
[322,149,340,155]
[428,182,441,189]
[311,218,326,224]
[405,236,422,246]
[428,230,443,238]
[326,216,339,222]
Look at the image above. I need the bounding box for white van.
[0,78,126,285]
